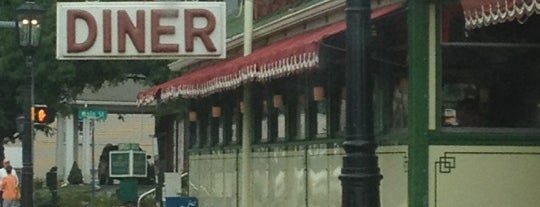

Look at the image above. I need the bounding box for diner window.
[288,75,305,141]
[209,105,224,146]
[271,78,294,142]
[199,108,209,147]
[188,108,204,148]
[313,86,328,138]
[297,93,307,140]
[440,3,540,128]
[261,99,269,143]
[188,111,198,149]
[249,85,264,144]
[270,92,287,142]
[320,42,347,137]
[211,93,236,146]
[276,98,286,140]
[391,76,408,129]
[339,87,346,133]
[256,83,290,143]
[371,8,409,135]
[232,100,242,144]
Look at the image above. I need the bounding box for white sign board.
[56,2,226,60]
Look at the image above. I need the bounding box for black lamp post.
[340,0,382,206]
[16,2,45,207]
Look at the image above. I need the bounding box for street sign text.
[78,109,108,120]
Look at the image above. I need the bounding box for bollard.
[46,167,58,207]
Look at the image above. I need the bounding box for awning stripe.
[137,3,403,105]
[463,0,540,29]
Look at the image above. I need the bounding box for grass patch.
[34,184,156,207]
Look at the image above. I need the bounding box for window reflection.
[277,106,286,141]
[297,94,306,140]
[392,78,408,128]
[441,3,540,128]
[339,96,346,133]
[316,100,328,137]
[261,100,269,142]
[273,94,287,141]
[231,121,237,143]
[218,119,224,145]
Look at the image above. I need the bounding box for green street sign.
[78,109,108,120]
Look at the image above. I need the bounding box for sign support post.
[78,108,107,207]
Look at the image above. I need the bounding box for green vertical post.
[119,178,138,204]
[408,1,431,207]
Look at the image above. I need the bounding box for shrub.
[35,184,124,207]
[34,177,45,190]
[67,161,83,185]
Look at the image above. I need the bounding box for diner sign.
[56,2,226,59]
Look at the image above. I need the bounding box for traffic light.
[32,105,55,124]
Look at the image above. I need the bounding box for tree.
[67,161,83,185]
[0,0,178,173]
[0,1,172,142]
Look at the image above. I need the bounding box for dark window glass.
[441,3,540,128]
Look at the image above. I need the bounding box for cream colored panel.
[211,151,224,207]
[269,147,287,207]
[223,152,237,207]
[237,151,243,205]
[252,149,270,207]
[328,144,344,205]
[430,146,540,207]
[287,146,307,206]
[191,154,205,202]
[189,154,201,198]
[199,154,211,204]
[192,151,237,207]
[307,144,330,207]
[377,146,408,207]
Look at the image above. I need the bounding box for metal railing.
[137,187,156,207]
[137,172,188,207]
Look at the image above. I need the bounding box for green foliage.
[57,185,90,207]
[0,0,173,141]
[67,162,83,185]
[139,193,157,207]
[35,184,157,207]
[34,177,45,190]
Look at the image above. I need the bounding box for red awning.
[137,3,403,105]
[462,0,540,29]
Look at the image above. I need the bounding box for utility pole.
[240,0,254,206]
[340,0,382,206]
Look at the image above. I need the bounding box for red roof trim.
[137,3,403,105]
[462,0,540,29]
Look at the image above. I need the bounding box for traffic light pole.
[22,55,35,207]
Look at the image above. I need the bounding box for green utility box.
[119,178,138,203]
[110,143,148,205]
[109,150,147,178]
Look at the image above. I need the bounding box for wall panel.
[430,146,540,207]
